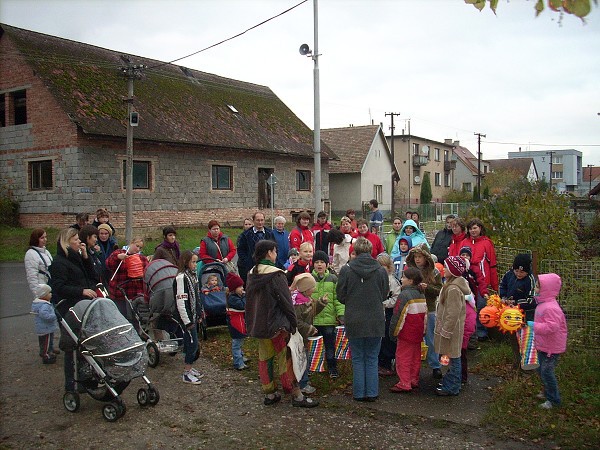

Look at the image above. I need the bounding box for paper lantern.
[498,305,525,334]
[479,305,499,328]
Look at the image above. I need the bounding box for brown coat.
[434,275,469,358]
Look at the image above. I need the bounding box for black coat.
[49,247,97,316]
[430,228,453,264]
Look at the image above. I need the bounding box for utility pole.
[385,112,400,215]
[546,151,554,189]
[588,164,593,196]
[474,132,486,201]
[120,58,145,243]
[407,119,411,208]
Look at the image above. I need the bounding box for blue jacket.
[499,270,537,321]
[390,220,428,259]
[31,299,59,335]
[273,229,290,269]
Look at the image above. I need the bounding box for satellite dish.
[422,145,430,155]
[299,44,312,56]
[414,175,421,183]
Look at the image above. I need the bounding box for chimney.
[453,140,460,146]
[444,138,453,145]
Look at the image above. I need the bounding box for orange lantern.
[498,306,525,334]
[479,305,499,328]
[486,294,503,309]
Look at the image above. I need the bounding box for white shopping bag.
[287,330,307,382]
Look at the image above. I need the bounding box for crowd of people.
[25,204,567,410]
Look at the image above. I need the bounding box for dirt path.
[0,313,540,449]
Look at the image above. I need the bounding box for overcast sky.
[2,0,599,165]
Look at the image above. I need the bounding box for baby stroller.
[132,258,186,367]
[57,297,160,422]
[198,261,228,340]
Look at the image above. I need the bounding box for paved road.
[0,262,32,320]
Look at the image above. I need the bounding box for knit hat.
[97,223,113,237]
[512,254,532,273]
[163,225,177,238]
[37,283,52,298]
[312,250,329,265]
[288,248,299,258]
[459,246,472,258]
[226,273,244,292]
[291,273,316,293]
[444,256,469,278]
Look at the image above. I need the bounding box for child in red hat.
[226,272,249,370]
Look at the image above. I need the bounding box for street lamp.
[299,0,321,216]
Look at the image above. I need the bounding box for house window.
[11,90,27,125]
[296,170,311,191]
[551,171,563,179]
[122,160,151,189]
[444,173,450,187]
[462,182,472,192]
[552,155,563,164]
[373,185,382,203]
[212,165,232,190]
[434,172,441,186]
[444,149,449,161]
[29,160,53,191]
[412,143,420,156]
[434,148,440,161]
[0,94,5,127]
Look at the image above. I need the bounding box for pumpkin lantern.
[479,305,499,328]
[498,305,525,334]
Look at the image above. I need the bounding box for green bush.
[0,185,19,226]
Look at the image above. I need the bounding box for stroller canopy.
[144,259,178,316]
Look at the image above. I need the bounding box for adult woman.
[390,219,428,260]
[339,216,358,238]
[351,219,385,258]
[49,227,98,393]
[78,225,103,286]
[199,220,236,267]
[24,228,53,299]
[336,237,389,402]
[434,256,470,396]
[288,211,314,251]
[460,218,498,340]
[447,218,467,257]
[245,240,318,408]
[153,225,180,266]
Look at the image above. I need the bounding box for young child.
[290,273,327,395]
[284,247,299,270]
[392,236,412,278]
[311,251,344,379]
[202,274,222,295]
[377,253,402,376]
[225,272,249,370]
[286,242,314,285]
[30,283,59,364]
[389,267,427,392]
[92,208,116,237]
[174,250,204,384]
[531,273,567,409]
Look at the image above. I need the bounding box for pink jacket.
[533,273,567,356]
[462,297,477,350]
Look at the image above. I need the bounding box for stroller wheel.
[63,392,80,413]
[147,386,160,406]
[146,342,160,368]
[102,402,123,422]
[137,388,149,406]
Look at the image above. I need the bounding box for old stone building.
[0,24,335,228]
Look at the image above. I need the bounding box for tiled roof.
[1,24,334,159]
[322,125,382,174]
[453,145,479,175]
[488,158,535,177]
[583,166,600,182]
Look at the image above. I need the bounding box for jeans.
[475,293,488,338]
[183,326,199,365]
[232,337,246,368]
[299,349,310,389]
[349,337,381,399]
[315,325,337,372]
[425,311,440,369]
[537,351,561,405]
[441,356,462,395]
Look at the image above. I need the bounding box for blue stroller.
[198,261,228,340]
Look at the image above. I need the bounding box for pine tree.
[420,172,432,204]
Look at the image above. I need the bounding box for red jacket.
[459,234,498,296]
[349,231,384,258]
[447,232,466,257]
[289,226,314,250]
[199,232,236,263]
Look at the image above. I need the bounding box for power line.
[146,0,308,70]
[484,141,600,147]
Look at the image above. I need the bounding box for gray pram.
[59,297,160,422]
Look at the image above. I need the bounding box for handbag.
[287,330,307,382]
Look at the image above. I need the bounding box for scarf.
[259,259,275,267]
[183,269,199,315]
[157,239,180,259]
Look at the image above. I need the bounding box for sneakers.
[236,364,249,371]
[189,367,205,378]
[182,371,202,384]
[243,356,250,363]
[329,368,339,379]
[301,384,316,395]
[292,396,319,408]
[539,400,553,409]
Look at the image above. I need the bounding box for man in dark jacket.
[430,214,456,264]
[336,237,389,402]
[236,212,275,283]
